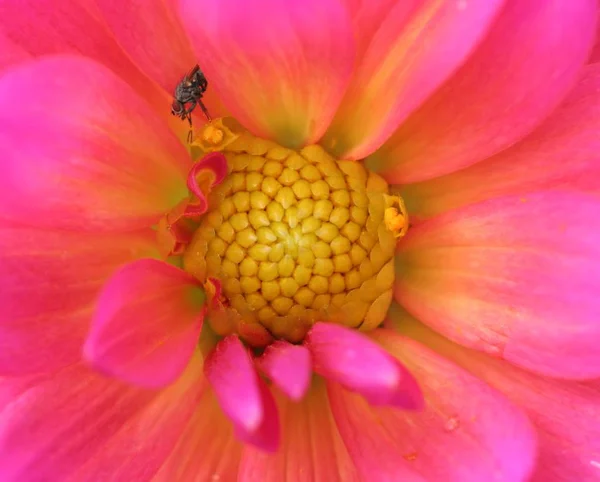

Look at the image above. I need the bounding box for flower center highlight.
[180,119,408,347]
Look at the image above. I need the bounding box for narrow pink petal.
[0,357,203,481]
[0,56,190,231]
[205,335,280,451]
[401,63,600,220]
[179,0,355,148]
[371,0,598,183]
[304,322,422,409]
[256,341,312,401]
[396,191,600,378]
[322,0,505,159]
[238,381,360,482]
[393,316,600,482]
[84,259,205,388]
[153,388,243,482]
[327,329,536,482]
[0,226,156,375]
[186,152,229,216]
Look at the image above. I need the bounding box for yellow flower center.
[183,119,408,347]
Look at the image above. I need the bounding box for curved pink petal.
[393,316,600,482]
[84,259,205,388]
[0,226,156,375]
[322,0,505,159]
[327,329,536,482]
[305,322,423,409]
[591,10,600,63]
[205,335,280,451]
[256,341,312,401]
[153,388,243,481]
[179,0,355,148]
[371,0,598,183]
[0,55,190,231]
[185,152,229,216]
[0,0,185,126]
[238,382,360,482]
[396,191,600,378]
[0,356,203,481]
[401,63,600,220]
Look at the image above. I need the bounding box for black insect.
[171,64,211,142]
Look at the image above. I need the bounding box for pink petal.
[591,9,600,63]
[153,388,243,482]
[328,328,536,482]
[178,0,355,148]
[238,382,360,482]
[256,341,312,401]
[84,259,205,388]
[0,55,190,232]
[304,322,423,409]
[0,356,203,481]
[396,191,600,378]
[204,335,280,451]
[401,63,600,220]
[0,226,156,375]
[371,0,598,183]
[322,0,505,159]
[0,0,181,124]
[185,152,229,216]
[393,316,600,482]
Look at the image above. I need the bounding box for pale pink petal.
[205,335,280,451]
[304,322,422,409]
[401,63,600,220]
[0,226,156,375]
[238,381,360,482]
[371,0,598,183]
[327,329,536,482]
[153,388,243,482]
[393,316,600,482]
[322,0,505,159]
[396,191,600,378]
[0,56,190,231]
[84,259,205,388]
[0,356,203,481]
[255,341,312,401]
[179,0,355,148]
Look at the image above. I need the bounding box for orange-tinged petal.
[322,0,505,159]
[179,0,355,148]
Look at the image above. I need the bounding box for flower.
[1,0,599,481]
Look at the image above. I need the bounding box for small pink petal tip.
[185,152,228,216]
[256,340,312,401]
[205,335,280,452]
[305,323,423,409]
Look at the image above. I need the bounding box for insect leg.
[198,100,212,122]
[185,112,193,143]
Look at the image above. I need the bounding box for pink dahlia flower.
[1,0,600,480]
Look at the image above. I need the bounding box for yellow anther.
[383,194,409,238]
[202,125,224,145]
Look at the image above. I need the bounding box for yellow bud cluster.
[184,128,399,346]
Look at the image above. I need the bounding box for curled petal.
[0,226,156,375]
[84,259,205,388]
[0,55,190,231]
[401,63,600,220]
[371,0,598,183]
[205,335,280,451]
[0,356,204,481]
[327,329,536,482]
[305,322,422,409]
[256,341,312,401]
[396,191,600,378]
[323,0,505,159]
[238,382,360,482]
[179,0,355,148]
[185,152,229,216]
